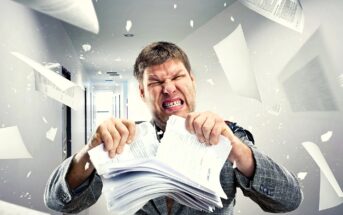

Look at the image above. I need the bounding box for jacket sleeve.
[44,155,103,214]
[228,122,303,212]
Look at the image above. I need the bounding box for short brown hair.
[133,41,191,82]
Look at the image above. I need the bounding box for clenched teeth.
[163,100,182,108]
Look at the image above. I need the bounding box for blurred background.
[0,0,342,214]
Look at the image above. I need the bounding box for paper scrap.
[42,117,48,124]
[321,131,333,142]
[0,126,32,159]
[126,20,132,32]
[11,52,84,110]
[238,0,304,33]
[297,172,307,180]
[26,171,32,178]
[230,16,235,22]
[173,4,177,9]
[82,43,92,52]
[46,127,58,142]
[206,79,215,86]
[302,141,343,210]
[12,0,99,34]
[0,200,49,215]
[214,24,261,101]
[190,20,194,28]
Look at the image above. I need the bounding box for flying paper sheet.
[279,29,338,112]
[12,0,99,34]
[0,200,49,215]
[11,52,84,110]
[46,127,58,142]
[214,24,261,101]
[321,131,333,142]
[0,126,32,159]
[239,0,304,33]
[302,141,343,210]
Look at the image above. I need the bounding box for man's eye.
[148,81,160,86]
[173,75,184,80]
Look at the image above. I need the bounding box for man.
[44,42,302,214]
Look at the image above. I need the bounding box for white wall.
[0,1,89,214]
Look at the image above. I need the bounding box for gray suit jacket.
[44,122,302,214]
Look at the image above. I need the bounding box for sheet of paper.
[11,52,84,110]
[0,126,32,159]
[0,200,49,215]
[88,121,159,174]
[239,0,304,33]
[302,141,343,210]
[279,29,338,112]
[157,115,232,198]
[213,24,261,101]
[12,0,99,34]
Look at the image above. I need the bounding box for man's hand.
[185,111,233,145]
[185,112,255,178]
[89,118,136,157]
[67,118,136,189]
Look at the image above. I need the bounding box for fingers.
[122,119,136,144]
[91,118,136,158]
[114,119,136,154]
[186,112,231,145]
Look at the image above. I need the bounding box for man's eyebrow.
[174,69,187,75]
[147,75,160,80]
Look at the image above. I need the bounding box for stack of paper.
[89,116,232,214]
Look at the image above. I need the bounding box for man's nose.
[162,81,176,95]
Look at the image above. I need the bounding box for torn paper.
[12,0,99,34]
[11,52,84,110]
[82,43,92,52]
[321,131,333,142]
[89,116,232,214]
[126,20,132,32]
[214,24,261,101]
[297,172,307,180]
[46,127,58,141]
[0,200,49,215]
[190,20,194,28]
[0,126,32,159]
[157,115,232,198]
[302,141,343,210]
[239,0,304,33]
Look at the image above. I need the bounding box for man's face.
[139,59,196,129]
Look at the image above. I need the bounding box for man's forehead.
[144,59,186,76]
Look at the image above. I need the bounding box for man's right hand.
[89,118,136,157]
[67,118,136,189]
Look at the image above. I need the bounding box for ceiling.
[61,0,236,83]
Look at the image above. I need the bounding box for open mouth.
[162,99,184,110]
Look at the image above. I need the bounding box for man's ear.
[190,72,195,81]
[139,83,145,100]
[190,72,196,88]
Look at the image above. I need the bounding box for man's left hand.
[185,111,255,177]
